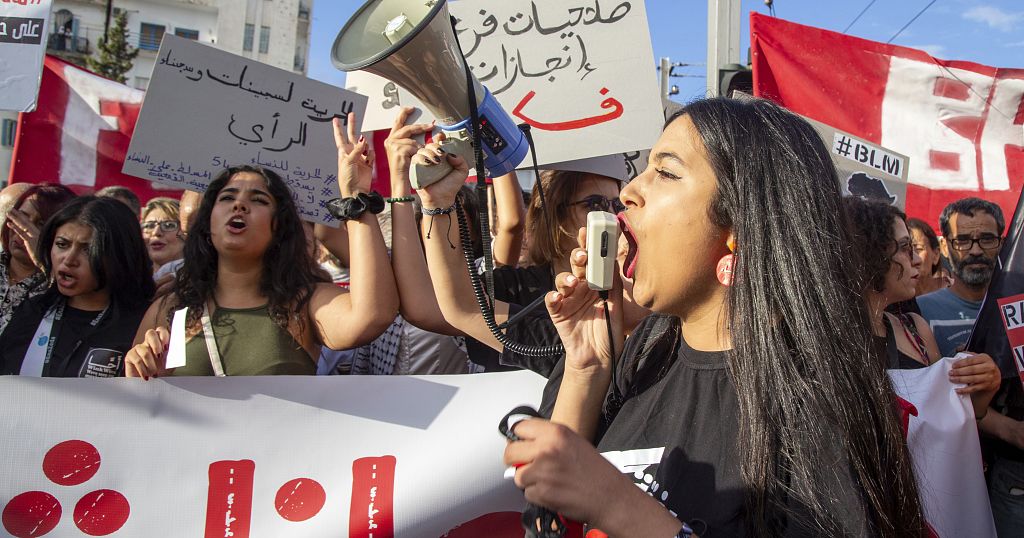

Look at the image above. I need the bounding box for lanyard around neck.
[20,298,108,377]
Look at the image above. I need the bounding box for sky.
[306,0,1024,103]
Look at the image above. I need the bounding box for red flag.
[8,55,181,203]
[751,13,1024,226]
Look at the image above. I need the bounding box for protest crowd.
[1,2,1022,537]
[1,97,1021,535]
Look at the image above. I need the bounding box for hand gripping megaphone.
[331,0,529,189]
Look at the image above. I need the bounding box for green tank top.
[173,305,315,376]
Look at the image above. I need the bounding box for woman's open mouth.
[227,216,247,233]
[617,213,638,279]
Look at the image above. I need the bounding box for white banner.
[888,358,996,538]
[346,0,662,168]
[0,0,52,112]
[0,372,545,537]
[124,34,368,225]
[0,363,992,537]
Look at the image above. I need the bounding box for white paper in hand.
[166,308,188,369]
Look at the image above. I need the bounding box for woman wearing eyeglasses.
[140,197,185,278]
[844,197,1000,412]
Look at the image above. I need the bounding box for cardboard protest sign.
[124,34,367,224]
[346,0,663,167]
[813,120,910,210]
[0,0,53,112]
[0,372,547,537]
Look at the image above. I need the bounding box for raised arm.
[415,136,509,351]
[384,107,463,336]
[314,220,349,268]
[489,172,526,267]
[311,114,398,350]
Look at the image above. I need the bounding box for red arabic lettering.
[512,87,624,131]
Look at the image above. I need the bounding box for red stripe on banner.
[9,55,182,203]
[9,57,70,186]
[204,460,254,538]
[929,150,961,172]
[349,455,396,538]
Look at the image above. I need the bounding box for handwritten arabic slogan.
[0,0,52,112]
[347,0,662,168]
[123,35,368,225]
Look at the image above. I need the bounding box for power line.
[887,0,938,44]
[843,0,876,33]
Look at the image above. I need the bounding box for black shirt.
[595,315,868,537]
[0,291,146,378]
[466,264,558,373]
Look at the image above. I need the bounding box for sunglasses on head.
[569,194,625,214]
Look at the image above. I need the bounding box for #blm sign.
[735,91,910,209]
[816,121,909,210]
[123,34,368,225]
[0,0,53,112]
[345,0,663,168]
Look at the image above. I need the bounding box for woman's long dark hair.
[37,196,155,311]
[844,197,908,293]
[172,166,324,334]
[679,98,924,536]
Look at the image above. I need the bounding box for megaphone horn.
[332,0,528,188]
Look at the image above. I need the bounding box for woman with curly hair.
[125,117,398,377]
[844,196,999,414]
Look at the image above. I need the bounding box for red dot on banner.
[42,440,101,486]
[275,478,326,522]
[2,491,62,538]
[73,489,130,536]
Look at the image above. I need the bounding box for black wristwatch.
[326,191,385,221]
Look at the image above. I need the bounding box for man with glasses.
[917,197,1005,358]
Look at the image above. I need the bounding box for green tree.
[87,11,139,84]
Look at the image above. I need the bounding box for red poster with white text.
[996,294,1024,385]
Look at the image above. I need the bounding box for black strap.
[42,299,109,377]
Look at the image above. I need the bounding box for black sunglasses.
[569,195,625,214]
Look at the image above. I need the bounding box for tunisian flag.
[751,13,1024,226]
[8,55,181,202]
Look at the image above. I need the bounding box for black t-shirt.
[465,264,558,373]
[0,292,145,378]
[595,315,868,537]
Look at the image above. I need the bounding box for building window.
[259,26,270,53]
[139,23,165,51]
[174,28,199,40]
[243,23,254,51]
[1,119,16,148]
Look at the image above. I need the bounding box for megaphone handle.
[410,136,472,189]
[409,160,454,190]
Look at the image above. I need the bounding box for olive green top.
[173,305,315,376]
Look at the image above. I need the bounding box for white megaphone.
[332,0,529,189]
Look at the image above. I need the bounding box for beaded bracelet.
[386,195,415,203]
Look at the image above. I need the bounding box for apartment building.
[2,0,312,181]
